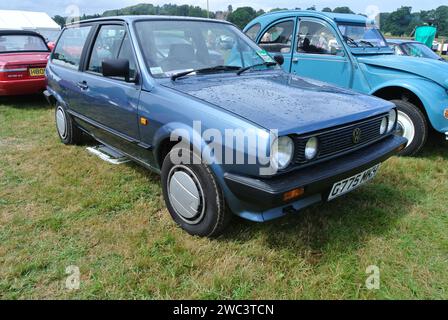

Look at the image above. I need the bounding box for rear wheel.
[391,99,428,156]
[161,148,231,237]
[55,104,83,145]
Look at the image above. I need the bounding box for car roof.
[0,29,45,37]
[67,15,233,26]
[259,10,374,25]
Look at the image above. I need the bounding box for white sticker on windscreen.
[150,67,164,75]
[256,50,275,63]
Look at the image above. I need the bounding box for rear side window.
[244,23,260,41]
[52,26,92,70]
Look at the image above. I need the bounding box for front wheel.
[161,148,232,237]
[390,99,428,156]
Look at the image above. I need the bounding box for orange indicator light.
[283,188,305,202]
[140,117,148,126]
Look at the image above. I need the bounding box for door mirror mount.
[273,54,285,65]
[102,59,131,82]
[331,46,346,57]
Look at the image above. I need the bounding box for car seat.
[163,43,198,71]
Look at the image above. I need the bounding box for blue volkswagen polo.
[45,16,406,237]
[245,11,448,156]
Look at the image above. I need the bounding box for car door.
[257,18,296,72]
[291,18,352,88]
[75,23,142,156]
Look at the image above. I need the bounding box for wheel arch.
[371,85,430,122]
[152,122,225,180]
[156,137,179,169]
[44,88,69,109]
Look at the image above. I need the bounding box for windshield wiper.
[236,61,277,76]
[171,65,241,81]
[343,36,359,47]
[359,40,375,47]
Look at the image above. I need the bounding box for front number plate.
[29,68,45,77]
[328,164,380,201]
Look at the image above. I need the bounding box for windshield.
[338,24,387,48]
[135,20,278,78]
[401,42,441,60]
[0,35,49,53]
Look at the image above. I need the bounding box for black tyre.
[161,148,231,237]
[55,104,83,145]
[391,99,428,156]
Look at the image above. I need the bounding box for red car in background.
[0,30,50,96]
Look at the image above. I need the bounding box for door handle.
[77,81,89,90]
[292,58,299,63]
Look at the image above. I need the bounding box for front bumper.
[224,135,407,221]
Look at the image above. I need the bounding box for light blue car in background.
[244,11,448,155]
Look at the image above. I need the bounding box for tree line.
[52,3,448,37]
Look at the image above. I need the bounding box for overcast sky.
[1,0,446,16]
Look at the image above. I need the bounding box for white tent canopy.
[0,10,60,41]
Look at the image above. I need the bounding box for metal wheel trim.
[56,106,67,139]
[396,110,415,147]
[167,165,206,225]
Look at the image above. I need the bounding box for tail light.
[0,65,28,81]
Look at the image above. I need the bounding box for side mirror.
[273,54,284,65]
[102,59,130,82]
[47,42,55,52]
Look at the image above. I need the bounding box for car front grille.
[293,114,387,164]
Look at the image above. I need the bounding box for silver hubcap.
[167,165,205,225]
[56,107,67,139]
[396,110,415,147]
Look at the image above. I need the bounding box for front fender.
[370,79,448,133]
[152,121,226,180]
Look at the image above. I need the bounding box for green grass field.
[1,96,447,299]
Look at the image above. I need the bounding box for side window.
[88,25,126,74]
[393,45,404,56]
[297,21,342,55]
[245,23,261,41]
[52,26,92,69]
[117,34,137,81]
[87,25,137,81]
[259,20,294,54]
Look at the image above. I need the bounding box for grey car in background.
[387,39,446,62]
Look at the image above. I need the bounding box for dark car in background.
[0,30,50,96]
[387,39,446,61]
